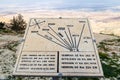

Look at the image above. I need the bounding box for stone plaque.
[13,18,103,77]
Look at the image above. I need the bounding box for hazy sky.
[0,0,120,15]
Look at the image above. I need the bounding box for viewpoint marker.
[13,18,103,77]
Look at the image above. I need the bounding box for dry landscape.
[0,10,120,80]
[1,10,120,36]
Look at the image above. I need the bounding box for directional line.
[76,24,85,50]
[68,27,74,48]
[36,32,70,50]
[64,31,72,47]
[74,36,77,48]
[47,32,70,49]
[63,39,72,50]
[58,32,72,49]
[48,26,72,49]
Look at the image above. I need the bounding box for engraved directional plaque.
[13,18,103,77]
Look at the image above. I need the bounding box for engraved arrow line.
[47,31,71,50]
[58,32,72,49]
[64,31,73,48]
[68,27,74,48]
[74,36,77,49]
[48,25,72,50]
[76,24,85,50]
[36,32,71,50]
[63,38,72,50]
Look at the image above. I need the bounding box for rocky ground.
[0,34,22,79]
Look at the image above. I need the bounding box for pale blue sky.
[0,0,120,15]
